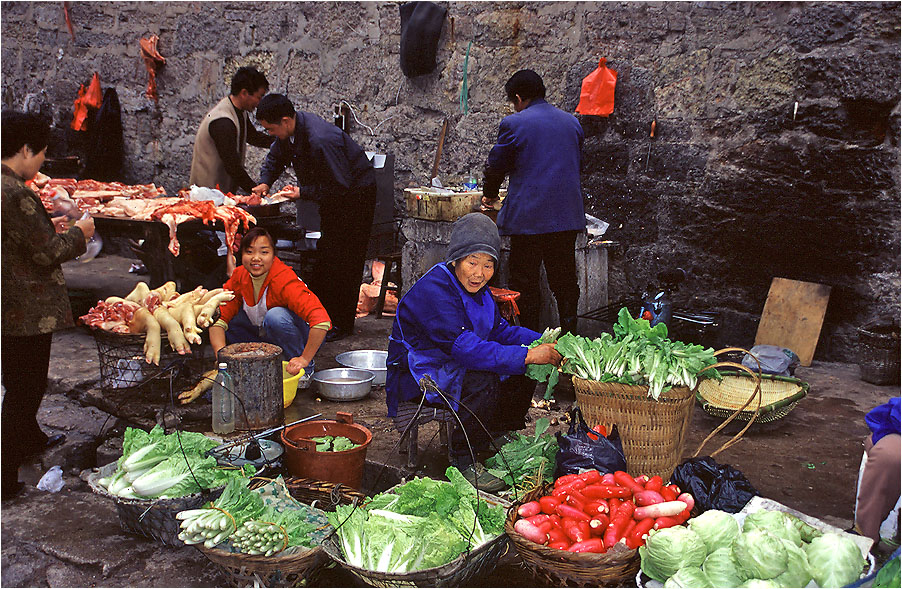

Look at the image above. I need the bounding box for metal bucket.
[280,412,372,490]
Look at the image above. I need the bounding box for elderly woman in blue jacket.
[386,213,561,490]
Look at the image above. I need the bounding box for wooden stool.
[376,252,402,318]
[393,402,454,469]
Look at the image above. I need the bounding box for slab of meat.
[214,206,256,256]
[140,35,166,101]
[80,299,139,333]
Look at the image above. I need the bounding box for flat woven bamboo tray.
[506,484,640,587]
[196,477,367,588]
[572,378,695,481]
[320,486,511,587]
[86,461,225,546]
[696,371,808,423]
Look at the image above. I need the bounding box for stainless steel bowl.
[314,368,375,401]
[335,350,388,386]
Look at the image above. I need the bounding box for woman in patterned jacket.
[1,110,95,498]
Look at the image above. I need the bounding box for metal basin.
[314,368,374,401]
[335,350,388,386]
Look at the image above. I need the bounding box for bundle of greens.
[96,426,254,499]
[326,467,506,573]
[640,508,868,588]
[484,418,558,497]
[524,327,562,399]
[177,478,318,554]
[527,308,719,400]
[311,435,360,452]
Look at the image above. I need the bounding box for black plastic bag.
[554,407,627,478]
[670,456,758,513]
[399,2,446,77]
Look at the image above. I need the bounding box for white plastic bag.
[37,465,64,493]
[187,185,225,206]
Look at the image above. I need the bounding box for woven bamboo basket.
[195,477,367,588]
[696,371,808,423]
[505,484,640,587]
[319,486,511,587]
[857,323,901,385]
[86,461,225,546]
[573,348,763,479]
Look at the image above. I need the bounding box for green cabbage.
[773,538,812,588]
[640,526,708,582]
[743,510,803,546]
[703,546,746,587]
[664,566,712,588]
[805,532,866,588]
[785,513,823,543]
[689,509,741,553]
[732,529,788,580]
[741,579,780,588]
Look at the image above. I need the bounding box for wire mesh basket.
[319,485,511,587]
[92,329,195,395]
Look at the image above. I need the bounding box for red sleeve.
[268,268,331,327]
[217,270,244,325]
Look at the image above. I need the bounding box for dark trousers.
[447,371,534,465]
[308,186,377,334]
[508,230,580,334]
[1,332,53,489]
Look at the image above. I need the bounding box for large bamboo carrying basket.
[696,371,808,423]
[506,484,639,587]
[573,349,763,480]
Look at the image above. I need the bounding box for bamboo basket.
[696,371,808,423]
[573,348,763,479]
[195,477,366,588]
[505,484,640,587]
[319,485,511,587]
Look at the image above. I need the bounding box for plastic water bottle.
[212,362,235,434]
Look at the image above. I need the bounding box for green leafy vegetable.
[733,528,789,580]
[688,509,741,553]
[804,532,866,588]
[524,327,562,398]
[874,555,900,588]
[743,509,803,546]
[640,526,708,582]
[484,418,558,497]
[773,537,812,588]
[663,566,712,588]
[702,546,747,587]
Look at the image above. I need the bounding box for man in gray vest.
[189,66,271,194]
[188,67,271,281]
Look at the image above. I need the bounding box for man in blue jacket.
[482,70,586,335]
[252,94,376,341]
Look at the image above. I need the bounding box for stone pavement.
[1,254,898,587]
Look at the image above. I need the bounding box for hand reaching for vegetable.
[526,342,562,366]
[286,356,309,376]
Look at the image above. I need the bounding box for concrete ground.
[1,253,898,587]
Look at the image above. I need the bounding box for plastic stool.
[394,402,453,469]
[376,252,402,318]
[490,287,521,326]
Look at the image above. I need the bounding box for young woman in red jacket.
[209,227,330,375]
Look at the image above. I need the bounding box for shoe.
[325,328,349,342]
[459,463,508,494]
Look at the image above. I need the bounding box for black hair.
[240,227,275,253]
[504,69,546,102]
[230,66,269,96]
[1,110,51,159]
[255,94,296,123]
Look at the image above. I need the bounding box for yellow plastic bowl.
[282,361,303,408]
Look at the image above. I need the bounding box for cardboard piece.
[755,278,831,366]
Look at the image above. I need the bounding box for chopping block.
[219,342,284,430]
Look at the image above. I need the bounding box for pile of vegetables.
[177,478,319,554]
[640,508,868,587]
[527,308,719,399]
[96,426,253,499]
[311,436,360,452]
[511,470,695,554]
[484,417,558,497]
[80,281,234,365]
[326,467,506,573]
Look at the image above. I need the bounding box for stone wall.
[2,1,899,360]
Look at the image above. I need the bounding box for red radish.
[552,478,587,498]
[666,483,681,495]
[589,514,610,533]
[613,471,645,494]
[645,475,664,493]
[626,517,655,548]
[514,518,548,544]
[600,472,616,485]
[633,490,666,506]
[634,475,649,485]
[554,473,580,487]
[566,488,588,505]
[660,486,678,502]
[518,501,541,517]
[676,507,691,524]
[624,518,637,540]
[576,520,592,539]
[677,492,695,512]
[536,520,553,534]
[633,501,688,520]
[585,500,607,515]
[548,541,570,550]
[577,470,602,484]
[555,503,590,521]
[569,538,605,553]
[547,526,568,545]
[603,501,635,548]
[653,516,681,530]
[539,495,561,514]
[526,513,551,526]
[563,520,588,543]
[608,497,622,514]
[549,514,562,527]
[581,484,632,499]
